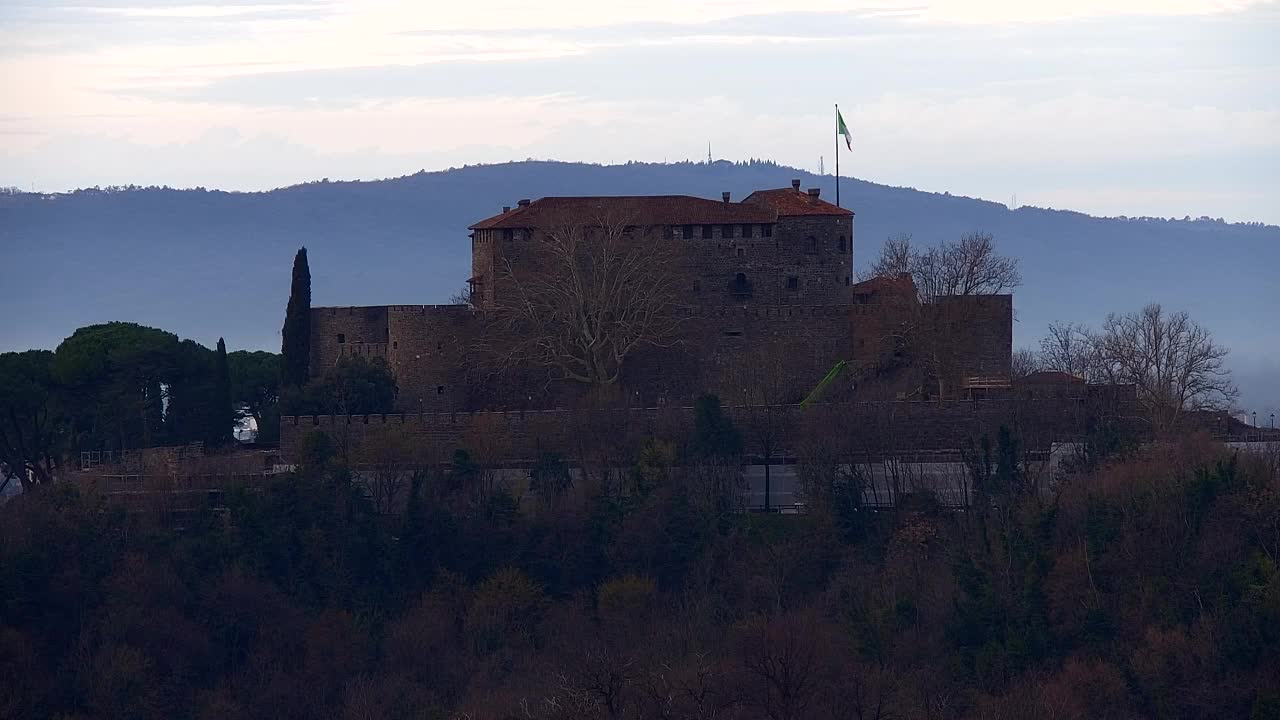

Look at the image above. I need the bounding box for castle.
[309,180,1012,411]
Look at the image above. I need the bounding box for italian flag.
[837,109,852,151]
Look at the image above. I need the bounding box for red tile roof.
[470,195,777,230]
[741,187,854,217]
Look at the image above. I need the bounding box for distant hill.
[2,159,1277,415]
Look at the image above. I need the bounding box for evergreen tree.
[214,337,233,445]
[281,247,311,389]
[691,393,742,459]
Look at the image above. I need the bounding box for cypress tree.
[214,337,233,445]
[281,247,311,388]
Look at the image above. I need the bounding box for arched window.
[731,272,752,298]
[806,236,818,254]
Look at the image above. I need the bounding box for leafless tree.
[1038,321,1098,380]
[871,232,1021,303]
[1010,348,1042,379]
[481,210,688,387]
[1092,303,1237,430]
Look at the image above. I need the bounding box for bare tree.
[1093,303,1237,430]
[1010,347,1041,379]
[1038,321,1098,380]
[867,234,913,280]
[481,210,688,387]
[871,232,1021,303]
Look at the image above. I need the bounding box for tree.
[213,338,233,445]
[869,232,1021,397]
[1011,348,1041,379]
[281,247,311,388]
[54,322,183,451]
[164,338,218,446]
[1093,304,1236,430]
[290,355,397,416]
[869,232,1021,302]
[228,350,281,441]
[691,393,743,460]
[725,344,804,512]
[1038,321,1097,380]
[0,351,66,490]
[481,211,687,387]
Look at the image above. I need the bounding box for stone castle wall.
[310,306,388,376]
[280,398,1132,465]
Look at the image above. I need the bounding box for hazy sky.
[2,0,1277,223]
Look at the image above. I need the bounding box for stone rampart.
[280,398,1135,465]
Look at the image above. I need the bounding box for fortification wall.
[386,304,477,413]
[310,306,389,378]
[941,294,1014,381]
[280,398,1125,466]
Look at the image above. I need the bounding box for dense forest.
[2,160,1277,413]
[3,421,1278,719]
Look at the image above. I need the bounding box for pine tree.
[214,337,233,445]
[281,247,311,388]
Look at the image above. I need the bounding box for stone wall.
[941,294,1013,381]
[387,305,478,413]
[310,306,389,378]
[280,398,1134,466]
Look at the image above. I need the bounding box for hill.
[1,160,1277,413]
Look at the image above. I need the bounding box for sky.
[1,0,1277,224]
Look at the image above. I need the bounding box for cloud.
[0,1,1276,223]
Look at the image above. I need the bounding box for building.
[308,180,1012,411]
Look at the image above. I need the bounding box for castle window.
[721,224,734,238]
[787,276,799,290]
[503,228,513,241]
[806,236,819,254]
[393,341,398,349]
[723,330,743,337]
[845,276,851,286]
[437,385,445,395]
[838,236,846,252]
[701,225,713,239]
[682,225,694,239]
[731,273,752,298]
[337,333,346,344]
[742,224,753,238]
[736,247,745,257]
[762,224,773,238]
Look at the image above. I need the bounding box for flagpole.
[835,104,840,208]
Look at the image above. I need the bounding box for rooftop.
[470,194,777,230]
[741,184,854,217]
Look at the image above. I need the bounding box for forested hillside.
[3,427,1278,719]
[2,160,1276,410]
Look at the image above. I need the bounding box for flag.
[837,109,852,151]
